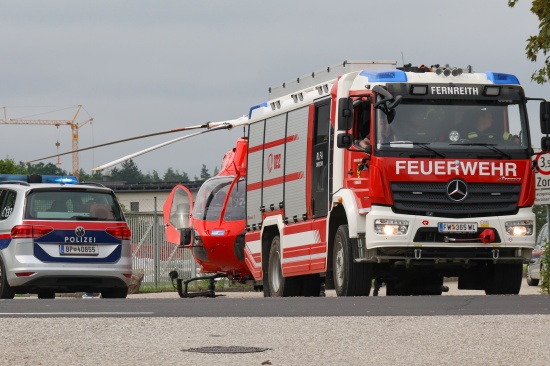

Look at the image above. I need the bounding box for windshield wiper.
[380,141,446,158]
[450,142,512,160]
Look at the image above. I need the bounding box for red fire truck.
[243,60,546,296]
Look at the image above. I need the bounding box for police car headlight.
[505,220,533,236]
[374,219,409,235]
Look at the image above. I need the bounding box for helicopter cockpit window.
[192,176,233,221]
[223,178,246,221]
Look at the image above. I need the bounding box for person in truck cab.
[467,109,520,144]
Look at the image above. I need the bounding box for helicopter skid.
[175,272,227,298]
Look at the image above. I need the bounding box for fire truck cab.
[244,60,545,296]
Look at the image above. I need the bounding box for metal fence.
[125,210,196,287]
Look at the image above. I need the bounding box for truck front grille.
[390,182,520,218]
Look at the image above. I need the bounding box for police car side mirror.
[540,101,550,134]
[337,133,353,148]
[338,97,353,131]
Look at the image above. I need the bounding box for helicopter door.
[163,184,193,245]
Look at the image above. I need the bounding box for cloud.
[0,0,547,177]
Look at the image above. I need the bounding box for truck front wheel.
[485,263,522,295]
[333,224,372,296]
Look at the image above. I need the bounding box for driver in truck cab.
[467,108,520,144]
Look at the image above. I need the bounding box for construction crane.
[1,105,93,178]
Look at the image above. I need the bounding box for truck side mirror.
[179,228,192,246]
[540,101,550,134]
[338,97,353,131]
[337,133,353,148]
[542,137,550,153]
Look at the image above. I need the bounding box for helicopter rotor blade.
[91,126,227,171]
[90,115,249,171]
[26,116,248,164]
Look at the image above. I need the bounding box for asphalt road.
[1,294,550,318]
[1,281,549,366]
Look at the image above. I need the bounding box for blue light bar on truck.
[485,72,520,85]
[0,174,78,184]
[248,102,268,119]
[359,69,408,82]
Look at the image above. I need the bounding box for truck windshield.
[375,100,528,152]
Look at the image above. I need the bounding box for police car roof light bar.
[0,174,78,184]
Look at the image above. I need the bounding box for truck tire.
[333,225,372,296]
[301,274,322,297]
[0,257,15,299]
[485,263,522,295]
[37,291,55,299]
[101,287,128,298]
[267,236,300,297]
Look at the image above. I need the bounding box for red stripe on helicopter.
[248,134,299,153]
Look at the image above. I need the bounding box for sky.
[0,0,547,179]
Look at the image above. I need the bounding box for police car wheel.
[0,258,15,299]
[526,266,540,286]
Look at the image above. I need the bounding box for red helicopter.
[29,117,254,297]
[163,137,253,297]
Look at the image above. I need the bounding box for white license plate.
[59,244,99,256]
[438,222,478,233]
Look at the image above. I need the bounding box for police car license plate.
[59,244,99,256]
[438,222,477,233]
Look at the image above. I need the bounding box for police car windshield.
[375,100,528,151]
[26,190,123,221]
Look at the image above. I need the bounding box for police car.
[0,174,132,299]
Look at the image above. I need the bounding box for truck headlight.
[374,219,409,235]
[505,220,533,236]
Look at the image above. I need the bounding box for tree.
[163,167,189,182]
[142,170,161,183]
[0,158,21,174]
[200,164,211,180]
[26,162,67,175]
[110,159,143,183]
[509,1,550,84]
[78,169,103,182]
